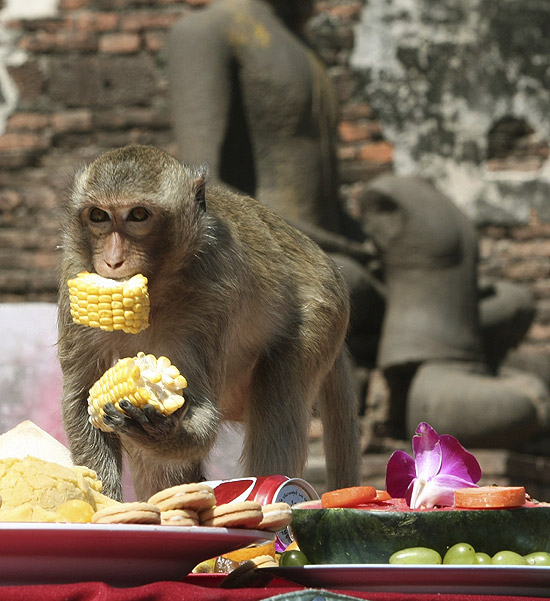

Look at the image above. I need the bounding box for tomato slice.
[454,486,526,509]
[321,486,377,508]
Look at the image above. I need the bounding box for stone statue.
[359,175,549,448]
[168,0,385,368]
[168,0,548,451]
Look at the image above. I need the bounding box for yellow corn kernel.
[87,352,188,432]
[67,272,150,334]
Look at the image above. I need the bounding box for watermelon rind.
[290,506,550,564]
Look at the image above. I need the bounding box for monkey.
[58,144,361,501]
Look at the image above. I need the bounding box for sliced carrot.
[374,489,392,502]
[321,486,377,508]
[454,486,526,509]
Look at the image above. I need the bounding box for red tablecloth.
[0,581,546,601]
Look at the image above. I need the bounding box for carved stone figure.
[359,175,549,448]
[168,0,548,451]
[168,0,384,368]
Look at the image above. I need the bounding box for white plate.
[265,564,550,596]
[0,523,273,586]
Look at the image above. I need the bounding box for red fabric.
[0,581,546,601]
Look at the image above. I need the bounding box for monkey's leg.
[317,348,361,489]
[242,349,314,479]
[124,443,205,500]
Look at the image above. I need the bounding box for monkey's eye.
[89,208,110,223]
[127,207,150,222]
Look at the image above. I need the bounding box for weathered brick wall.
[0,0,549,361]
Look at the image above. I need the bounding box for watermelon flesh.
[290,499,550,564]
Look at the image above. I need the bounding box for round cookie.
[161,508,200,526]
[257,502,292,532]
[251,554,279,568]
[92,502,161,524]
[148,483,216,512]
[200,501,263,529]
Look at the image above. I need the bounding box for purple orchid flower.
[385,422,481,509]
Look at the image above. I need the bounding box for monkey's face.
[67,145,208,288]
[81,203,162,280]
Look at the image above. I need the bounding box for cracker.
[251,554,279,568]
[92,501,161,524]
[257,502,292,531]
[200,501,263,529]
[161,508,200,526]
[148,483,216,512]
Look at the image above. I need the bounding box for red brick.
[503,240,550,259]
[341,102,373,120]
[119,12,181,32]
[51,109,93,132]
[0,132,50,151]
[12,18,69,33]
[99,33,141,53]
[6,112,51,132]
[527,323,550,342]
[7,61,44,104]
[144,31,167,52]
[318,1,363,21]
[0,190,21,212]
[19,31,96,52]
[94,106,169,129]
[357,141,394,164]
[59,0,92,8]
[72,12,119,33]
[337,145,358,161]
[505,261,549,281]
[339,120,381,143]
[512,223,550,240]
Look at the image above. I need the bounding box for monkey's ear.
[193,164,208,212]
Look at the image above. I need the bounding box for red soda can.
[202,475,319,547]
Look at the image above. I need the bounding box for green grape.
[524,552,550,566]
[474,552,492,565]
[389,547,442,565]
[492,550,528,565]
[443,543,476,565]
[279,550,310,567]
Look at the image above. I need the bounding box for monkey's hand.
[102,400,174,442]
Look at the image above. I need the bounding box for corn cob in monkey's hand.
[88,353,188,432]
[67,271,150,334]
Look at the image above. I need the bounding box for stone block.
[48,55,158,107]
[119,11,181,31]
[99,32,141,53]
[51,109,93,132]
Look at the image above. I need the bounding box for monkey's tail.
[318,348,362,490]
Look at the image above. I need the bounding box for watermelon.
[290,499,550,564]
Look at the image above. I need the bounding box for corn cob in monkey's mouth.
[67,271,150,334]
[88,352,188,432]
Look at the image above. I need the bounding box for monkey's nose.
[104,259,125,270]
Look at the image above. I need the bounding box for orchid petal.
[412,422,442,480]
[410,478,455,509]
[385,449,416,498]
[414,473,479,508]
[439,434,481,484]
[408,477,427,509]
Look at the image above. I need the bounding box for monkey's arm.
[168,11,232,177]
[59,348,124,499]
